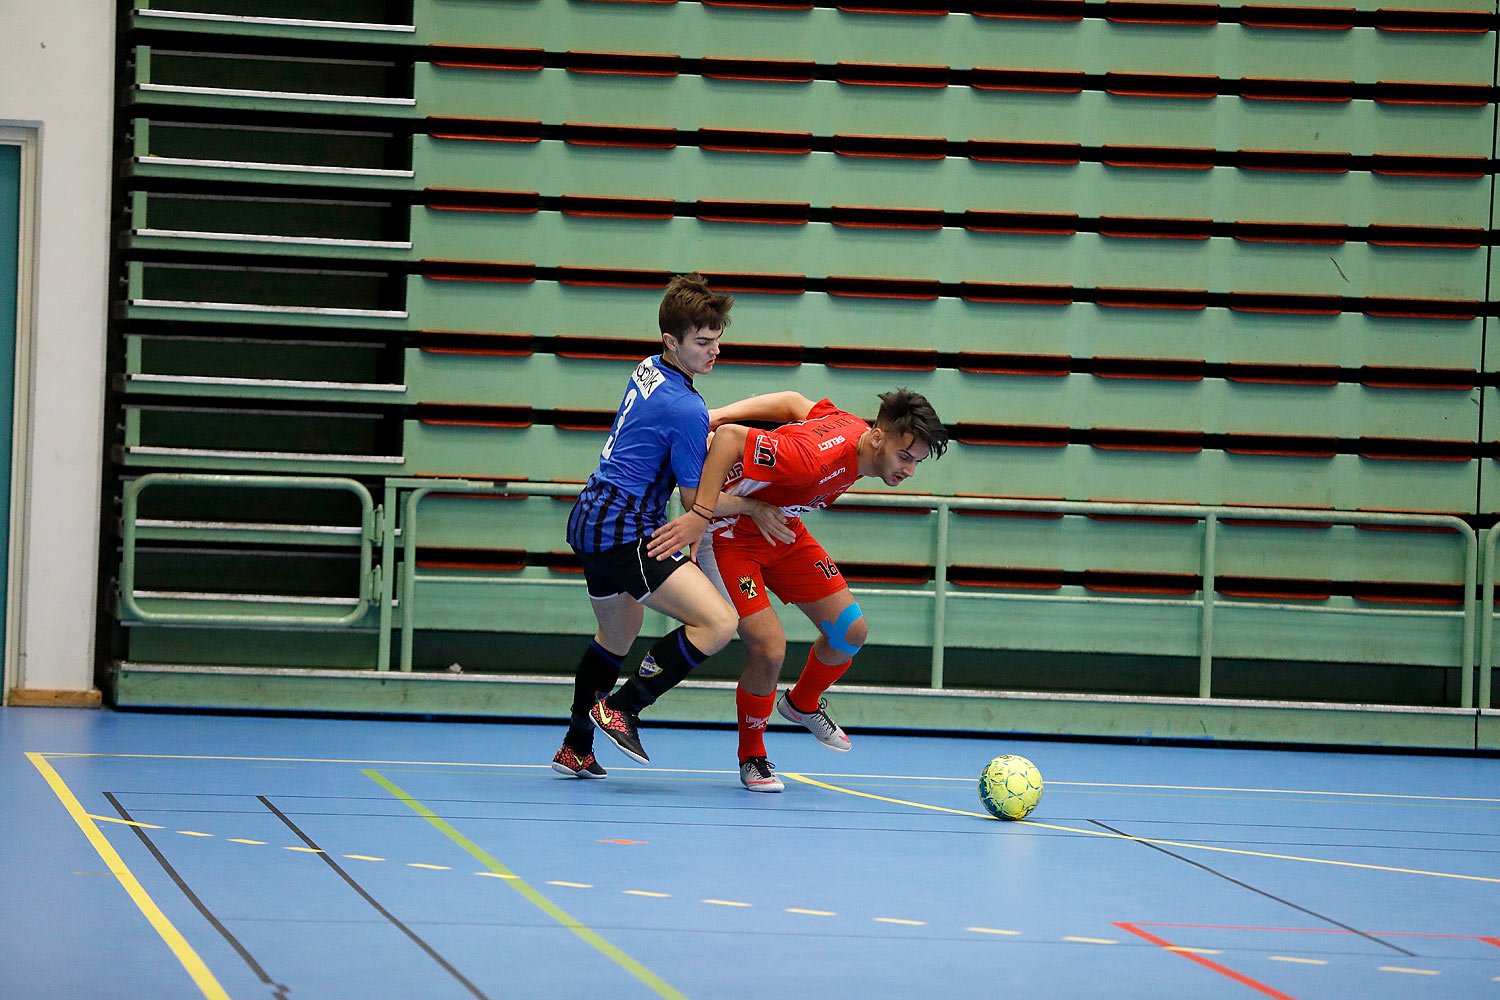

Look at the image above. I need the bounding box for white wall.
[0,1,116,693]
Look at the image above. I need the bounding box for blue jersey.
[567,355,710,552]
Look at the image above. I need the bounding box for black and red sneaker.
[590,699,649,763]
[551,744,607,778]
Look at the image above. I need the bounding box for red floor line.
[1132,923,1347,933]
[1114,922,1301,1000]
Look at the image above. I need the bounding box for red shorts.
[698,520,846,618]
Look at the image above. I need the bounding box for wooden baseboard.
[6,688,104,708]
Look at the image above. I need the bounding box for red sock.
[789,649,852,713]
[737,685,774,762]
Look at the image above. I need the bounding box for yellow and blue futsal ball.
[978,754,1044,820]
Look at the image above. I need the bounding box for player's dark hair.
[659,273,733,340]
[875,388,948,460]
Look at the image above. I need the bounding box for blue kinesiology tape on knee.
[819,602,864,656]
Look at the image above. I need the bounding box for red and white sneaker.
[739,756,784,793]
[551,744,607,778]
[776,691,851,752]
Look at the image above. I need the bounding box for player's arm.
[708,494,795,546]
[684,425,798,548]
[708,391,815,430]
[645,426,749,560]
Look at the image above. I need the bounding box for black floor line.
[1088,818,1418,958]
[256,795,492,1000]
[103,792,291,1000]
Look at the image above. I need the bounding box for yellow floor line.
[1042,782,1500,804]
[87,814,164,828]
[365,768,688,1000]
[781,772,1500,884]
[26,752,232,1000]
[792,774,1500,804]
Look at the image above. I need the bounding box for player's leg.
[642,561,739,656]
[758,534,861,751]
[737,605,786,697]
[626,563,738,709]
[553,567,645,776]
[700,533,785,790]
[733,605,787,790]
[593,559,737,763]
[776,586,864,752]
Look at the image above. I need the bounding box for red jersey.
[710,398,867,539]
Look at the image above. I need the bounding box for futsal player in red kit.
[646,388,947,791]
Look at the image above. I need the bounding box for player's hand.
[707,407,726,431]
[645,509,709,561]
[745,501,794,546]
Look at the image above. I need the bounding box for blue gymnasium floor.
[3,706,1498,1000]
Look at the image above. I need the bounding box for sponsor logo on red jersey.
[753,436,779,467]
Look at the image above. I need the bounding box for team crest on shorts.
[637,653,662,677]
[738,576,758,600]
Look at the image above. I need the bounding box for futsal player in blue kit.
[551,274,792,776]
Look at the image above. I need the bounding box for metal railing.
[384,480,1483,706]
[1479,527,1500,712]
[380,479,582,671]
[114,474,1490,707]
[120,473,379,626]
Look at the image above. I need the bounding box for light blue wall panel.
[0,143,19,669]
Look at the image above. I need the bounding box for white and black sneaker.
[775,691,851,752]
[739,756,784,793]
